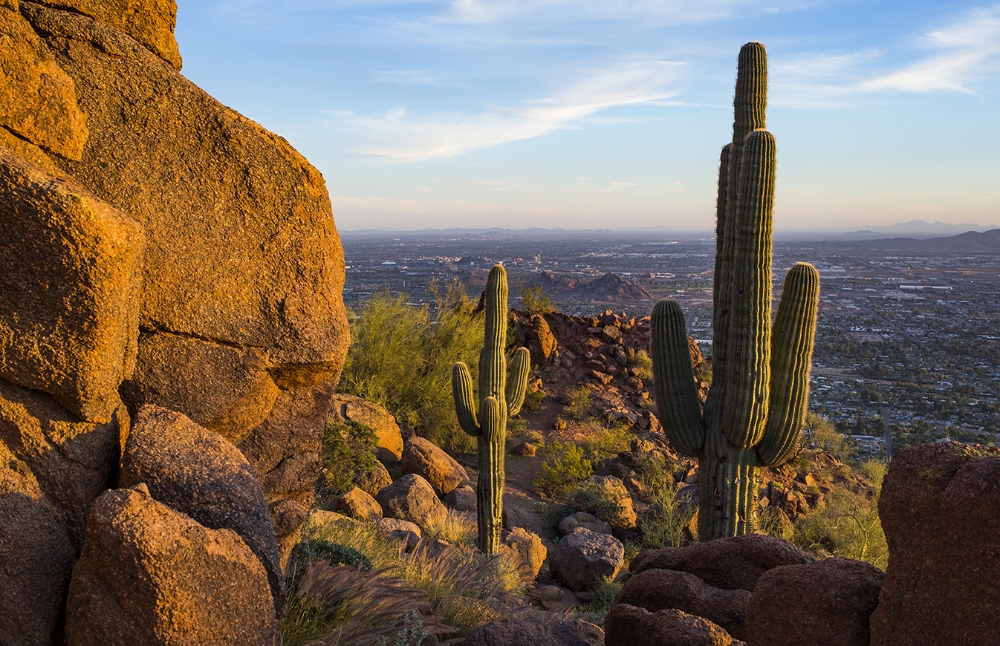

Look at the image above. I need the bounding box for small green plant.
[628,460,694,553]
[521,388,546,411]
[802,413,857,462]
[506,417,527,434]
[632,349,653,381]
[577,419,632,462]
[318,421,380,499]
[533,441,593,498]
[577,576,622,625]
[564,385,593,421]
[374,612,428,646]
[521,284,555,316]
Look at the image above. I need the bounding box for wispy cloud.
[861,6,1000,93]
[331,60,684,160]
[443,0,802,25]
[773,5,1000,107]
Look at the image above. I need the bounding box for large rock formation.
[869,442,1000,646]
[0,0,348,641]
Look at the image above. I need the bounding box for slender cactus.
[650,42,820,541]
[452,265,530,554]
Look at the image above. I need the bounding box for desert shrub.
[506,417,527,434]
[341,281,484,453]
[577,419,632,462]
[576,576,622,625]
[802,413,857,462]
[288,539,374,589]
[521,387,546,411]
[757,506,795,541]
[423,509,476,546]
[632,349,653,381]
[374,612,428,646]
[632,460,694,552]
[533,441,593,498]
[521,284,554,316]
[566,483,622,525]
[793,459,888,569]
[318,421,380,498]
[564,385,593,420]
[300,517,522,637]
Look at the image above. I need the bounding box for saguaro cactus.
[452,265,530,554]
[650,42,820,541]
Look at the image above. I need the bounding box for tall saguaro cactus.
[452,265,530,554]
[651,42,821,541]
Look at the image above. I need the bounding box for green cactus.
[650,42,821,541]
[452,265,530,554]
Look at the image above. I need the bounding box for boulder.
[376,473,448,529]
[0,441,76,646]
[306,508,357,530]
[559,511,612,537]
[527,313,558,365]
[618,568,751,640]
[402,436,471,496]
[121,334,279,444]
[502,527,547,580]
[0,149,142,423]
[549,527,624,592]
[869,442,1000,646]
[746,558,884,646]
[65,486,278,646]
[444,484,478,512]
[373,517,422,550]
[460,616,604,646]
[630,534,814,591]
[0,7,87,159]
[0,378,127,545]
[356,460,393,497]
[119,405,285,611]
[511,441,538,457]
[25,3,349,372]
[329,393,404,465]
[30,0,183,69]
[583,475,636,529]
[605,604,737,646]
[333,487,383,521]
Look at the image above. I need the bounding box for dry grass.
[423,509,477,546]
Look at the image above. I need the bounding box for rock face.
[746,558,883,646]
[869,442,1000,646]
[0,441,76,646]
[605,604,737,646]
[329,393,404,465]
[549,527,624,592]
[373,517,422,550]
[502,527,547,580]
[618,568,751,640]
[0,148,143,423]
[66,486,278,646]
[630,534,814,591]
[333,487,383,521]
[444,484,477,512]
[119,405,285,612]
[376,473,448,529]
[402,436,471,496]
[356,460,393,497]
[460,616,604,646]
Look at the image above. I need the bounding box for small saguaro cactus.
[452,265,530,554]
[650,42,821,541]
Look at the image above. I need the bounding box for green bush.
[287,539,374,591]
[521,388,546,411]
[318,420,380,498]
[521,284,554,316]
[576,576,622,625]
[624,458,693,556]
[533,441,593,498]
[340,281,484,453]
[632,349,653,381]
[802,413,857,462]
[564,385,593,421]
[793,459,888,569]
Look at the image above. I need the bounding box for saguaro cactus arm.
[505,347,530,417]
[452,362,481,436]
[758,262,821,466]
[651,300,705,457]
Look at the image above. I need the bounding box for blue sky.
[175,1,1000,232]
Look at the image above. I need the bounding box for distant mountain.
[526,271,653,301]
[835,229,1000,253]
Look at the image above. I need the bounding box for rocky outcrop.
[630,534,814,591]
[549,527,624,592]
[402,435,471,496]
[376,473,448,529]
[65,486,278,646]
[119,405,285,612]
[502,527,547,580]
[356,460,393,497]
[460,616,604,646]
[618,568,751,640]
[605,604,738,646]
[0,441,76,646]
[869,442,1000,646]
[0,149,142,423]
[329,393,404,465]
[746,557,883,646]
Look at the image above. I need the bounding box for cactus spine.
[452,265,530,554]
[651,42,821,541]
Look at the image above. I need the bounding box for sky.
[175,1,1000,232]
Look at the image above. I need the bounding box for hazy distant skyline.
[176,1,1000,231]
